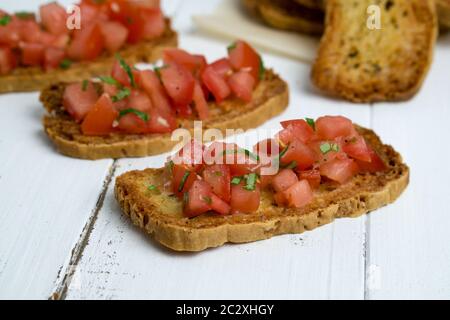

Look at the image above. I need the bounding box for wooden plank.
[0,92,113,299]
[65,33,370,300]
[366,34,450,299]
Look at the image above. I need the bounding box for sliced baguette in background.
[115,126,409,252]
[0,21,177,94]
[311,0,437,103]
[40,70,289,160]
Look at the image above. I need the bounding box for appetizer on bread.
[115,116,409,251]
[0,0,177,93]
[41,40,289,159]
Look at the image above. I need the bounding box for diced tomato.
[356,148,387,173]
[279,120,315,144]
[260,175,274,189]
[184,180,213,218]
[172,164,199,197]
[163,49,207,76]
[67,23,104,61]
[298,169,321,189]
[117,113,149,134]
[201,66,231,103]
[99,21,129,52]
[146,107,177,133]
[18,19,42,43]
[126,90,152,111]
[320,159,359,184]
[230,183,260,214]
[227,40,262,82]
[210,194,231,216]
[110,59,139,87]
[203,164,231,202]
[21,43,45,66]
[44,47,65,70]
[279,139,316,170]
[227,71,255,102]
[210,58,232,78]
[171,140,205,172]
[316,116,353,140]
[272,169,298,193]
[139,8,165,40]
[0,17,21,46]
[81,94,118,136]
[63,82,99,122]
[117,90,152,134]
[79,2,109,27]
[0,46,17,75]
[39,2,68,35]
[192,82,210,120]
[283,180,314,208]
[160,63,195,106]
[341,135,372,162]
[254,139,280,157]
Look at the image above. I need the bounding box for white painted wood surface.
[0,0,449,300]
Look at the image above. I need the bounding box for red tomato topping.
[230,183,261,214]
[298,170,321,189]
[63,82,99,122]
[163,49,207,77]
[184,180,213,218]
[228,71,255,102]
[210,58,233,78]
[210,194,231,216]
[228,40,262,82]
[280,140,316,170]
[67,23,104,61]
[341,135,372,163]
[21,43,45,66]
[316,116,353,140]
[320,159,359,184]
[272,169,298,193]
[283,180,314,208]
[279,119,315,144]
[201,66,231,103]
[356,148,387,173]
[203,164,231,202]
[160,63,196,106]
[39,2,68,35]
[0,46,17,75]
[44,47,65,70]
[171,140,205,172]
[81,93,118,136]
[99,21,129,53]
[172,164,199,198]
[192,82,210,120]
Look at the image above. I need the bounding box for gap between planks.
[49,161,118,300]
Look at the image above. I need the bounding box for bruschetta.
[40,40,289,159]
[115,116,409,251]
[0,0,177,93]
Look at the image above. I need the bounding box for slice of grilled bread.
[311,0,437,103]
[243,0,324,35]
[437,0,450,29]
[0,20,177,94]
[293,0,325,10]
[115,126,409,252]
[40,70,289,160]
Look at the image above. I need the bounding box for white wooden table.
[1,0,449,300]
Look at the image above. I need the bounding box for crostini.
[0,0,177,93]
[40,40,289,159]
[115,116,409,252]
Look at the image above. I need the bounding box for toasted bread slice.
[437,0,450,29]
[243,0,324,35]
[311,0,437,103]
[40,70,289,160]
[0,20,177,94]
[115,126,409,252]
[293,0,325,10]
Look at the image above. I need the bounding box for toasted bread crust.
[0,20,177,94]
[115,127,409,252]
[437,0,450,29]
[40,70,289,159]
[311,0,437,103]
[243,0,324,35]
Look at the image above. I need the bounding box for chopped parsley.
[305,118,316,131]
[99,76,119,86]
[147,184,161,195]
[244,173,258,191]
[202,196,212,205]
[112,87,131,102]
[284,161,298,170]
[115,54,135,87]
[118,108,149,122]
[178,171,191,192]
[166,160,174,175]
[227,41,237,52]
[0,15,11,26]
[320,142,339,154]
[278,144,290,160]
[231,177,242,185]
[82,80,89,91]
[59,59,72,70]
[259,55,265,80]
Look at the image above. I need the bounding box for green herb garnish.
[15,12,34,20]
[306,118,316,131]
[59,59,72,70]
[82,80,89,91]
[112,87,131,102]
[278,144,290,160]
[154,65,167,80]
[227,41,237,52]
[202,196,212,205]
[215,171,223,177]
[118,108,149,122]
[178,171,191,192]
[116,54,135,87]
[231,177,242,185]
[259,55,265,80]
[147,184,161,194]
[166,160,174,175]
[284,161,298,170]
[99,76,119,86]
[320,142,339,154]
[244,173,258,191]
[223,148,260,161]
[0,15,11,26]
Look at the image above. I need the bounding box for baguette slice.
[115,126,409,252]
[40,70,289,160]
[0,20,177,94]
[437,0,450,29]
[311,0,437,103]
[243,0,324,35]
